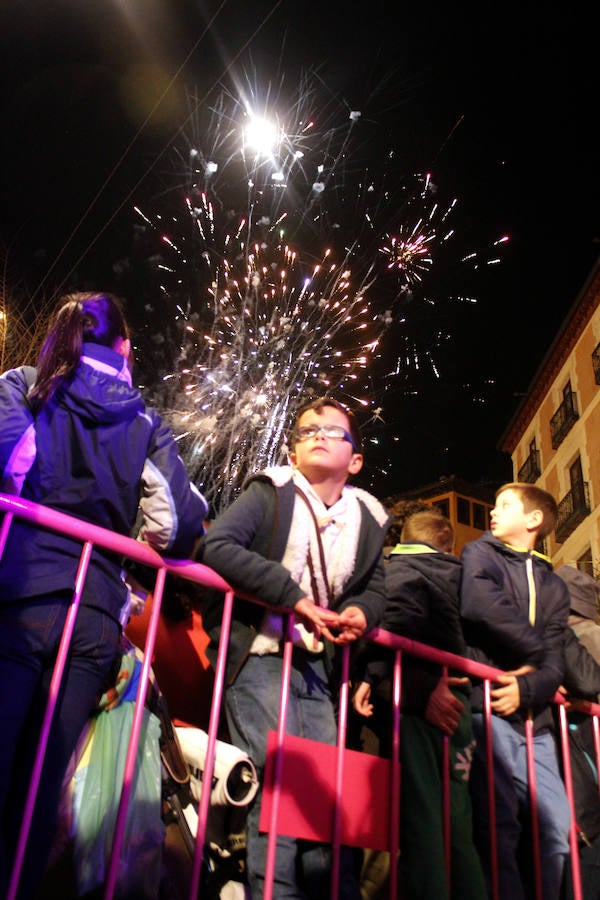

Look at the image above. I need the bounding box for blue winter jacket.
[0,343,208,623]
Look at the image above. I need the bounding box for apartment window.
[433,498,450,519]
[570,457,586,509]
[517,436,541,483]
[555,455,591,543]
[550,380,579,449]
[593,341,600,385]
[457,497,470,526]
[472,502,487,530]
[577,547,594,579]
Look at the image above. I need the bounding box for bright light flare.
[244,116,280,157]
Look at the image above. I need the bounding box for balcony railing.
[550,391,579,449]
[555,481,591,543]
[517,449,541,483]
[593,342,600,385]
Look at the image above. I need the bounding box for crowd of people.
[1,290,599,899]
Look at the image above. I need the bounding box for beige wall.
[510,298,600,571]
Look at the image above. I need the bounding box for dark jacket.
[556,565,600,620]
[460,531,569,733]
[562,628,600,846]
[357,543,468,714]
[197,468,390,684]
[563,626,600,702]
[0,344,208,622]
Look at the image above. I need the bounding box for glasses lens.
[295,424,350,442]
[296,426,316,440]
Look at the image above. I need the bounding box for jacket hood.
[556,565,600,620]
[385,543,465,656]
[389,542,462,595]
[55,345,144,426]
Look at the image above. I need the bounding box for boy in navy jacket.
[461,482,571,900]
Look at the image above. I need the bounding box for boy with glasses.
[198,396,390,898]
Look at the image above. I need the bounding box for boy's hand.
[333,606,368,644]
[491,665,536,716]
[293,597,341,648]
[425,676,468,735]
[353,681,373,717]
[491,673,522,716]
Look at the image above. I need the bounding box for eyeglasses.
[294,424,359,451]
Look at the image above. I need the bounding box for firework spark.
[135,206,380,509]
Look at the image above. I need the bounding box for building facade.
[499,258,600,575]
[385,475,495,556]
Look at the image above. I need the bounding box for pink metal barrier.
[0,493,594,900]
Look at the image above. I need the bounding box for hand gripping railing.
[0,493,591,900]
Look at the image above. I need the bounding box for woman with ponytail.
[0,291,208,897]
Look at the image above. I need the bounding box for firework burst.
[130,77,385,510]
[127,73,507,508]
[142,224,379,510]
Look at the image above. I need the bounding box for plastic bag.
[72,652,165,898]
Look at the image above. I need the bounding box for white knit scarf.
[250,467,363,654]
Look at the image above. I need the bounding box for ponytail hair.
[29,292,129,409]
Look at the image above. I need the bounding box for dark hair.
[29,292,129,409]
[496,482,558,539]
[386,498,434,545]
[401,510,455,553]
[290,396,362,452]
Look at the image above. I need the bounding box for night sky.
[1,2,598,502]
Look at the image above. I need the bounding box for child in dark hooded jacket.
[461,482,571,900]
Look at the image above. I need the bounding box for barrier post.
[525,713,542,900]
[263,614,295,900]
[104,565,168,899]
[190,588,236,899]
[558,702,583,900]
[483,680,499,900]
[442,666,451,891]
[331,645,351,899]
[389,649,402,900]
[8,540,93,900]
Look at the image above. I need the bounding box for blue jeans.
[225,651,351,899]
[470,714,571,900]
[0,593,121,899]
